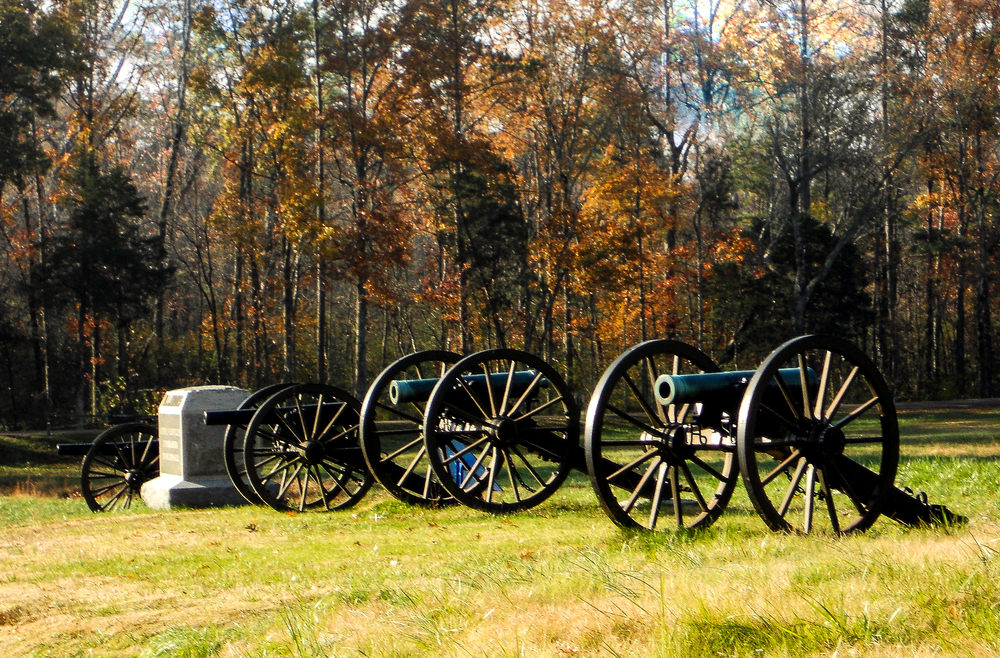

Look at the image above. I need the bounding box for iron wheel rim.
[736,335,899,534]
[423,349,579,513]
[585,340,737,532]
[243,383,373,512]
[81,423,159,513]
[360,350,461,507]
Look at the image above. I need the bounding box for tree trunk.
[91,318,100,415]
[317,266,326,384]
[156,0,192,344]
[76,300,88,427]
[955,258,967,397]
[976,208,992,397]
[22,199,44,395]
[234,250,244,385]
[283,237,296,383]
[354,279,369,397]
[563,286,573,386]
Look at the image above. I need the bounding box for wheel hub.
[667,426,691,462]
[124,469,144,489]
[804,421,846,459]
[301,440,327,465]
[491,417,519,445]
[643,426,690,464]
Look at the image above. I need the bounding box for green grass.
[0,407,998,656]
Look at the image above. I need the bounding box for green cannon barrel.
[654,367,819,407]
[389,371,546,405]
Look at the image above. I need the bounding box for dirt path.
[895,398,1000,411]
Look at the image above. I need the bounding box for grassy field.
[1,406,999,657]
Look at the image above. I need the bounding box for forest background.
[0,0,996,429]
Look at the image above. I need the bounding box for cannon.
[360,337,963,533]
[55,334,963,534]
[584,335,965,534]
[57,423,159,512]
[206,383,373,513]
[362,348,581,513]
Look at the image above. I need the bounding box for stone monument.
[141,385,250,510]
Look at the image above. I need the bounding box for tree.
[320,0,416,395]
[38,153,172,422]
[0,0,74,199]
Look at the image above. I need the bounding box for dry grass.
[0,405,997,657]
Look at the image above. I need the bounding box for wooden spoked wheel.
[80,423,159,512]
[585,340,738,532]
[360,350,461,506]
[223,383,293,505]
[243,384,373,512]
[737,335,899,534]
[423,349,579,514]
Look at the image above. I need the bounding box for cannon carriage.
[56,334,963,534]
[57,423,160,512]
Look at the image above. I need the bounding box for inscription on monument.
[159,414,183,472]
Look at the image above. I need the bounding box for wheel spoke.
[314,402,349,444]
[826,458,867,514]
[502,449,521,502]
[607,403,667,437]
[509,444,547,488]
[689,454,728,482]
[607,449,659,482]
[831,396,881,430]
[458,443,492,490]
[442,401,496,428]
[455,375,492,420]
[441,436,490,465]
[277,463,304,499]
[381,436,424,463]
[648,461,669,530]
[272,408,306,444]
[778,457,808,517]
[258,455,294,482]
[88,468,124,480]
[376,401,423,425]
[759,403,801,432]
[422,465,434,499]
[621,457,661,514]
[312,465,332,510]
[803,464,816,533]
[599,438,661,447]
[397,445,427,488]
[814,351,832,419]
[507,371,546,417]
[759,450,801,487]
[798,353,813,421]
[774,373,802,422]
[294,394,311,442]
[91,455,123,472]
[299,466,311,511]
[513,395,566,422]
[670,465,682,528]
[823,366,859,420]
[90,480,125,496]
[621,371,662,427]
[138,442,156,469]
[485,447,499,504]
[817,467,840,534]
[842,436,887,445]
[680,462,709,513]
[482,363,498,417]
[100,485,129,511]
[499,360,517,415]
